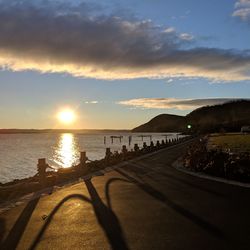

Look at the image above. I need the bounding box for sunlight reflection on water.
[0,132,180,183]
[53,133,79,168]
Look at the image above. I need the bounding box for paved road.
[1,142,250,250]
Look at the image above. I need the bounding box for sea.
[0,132,180,184]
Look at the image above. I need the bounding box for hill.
[132,114,185,132]
[132,100,250,133]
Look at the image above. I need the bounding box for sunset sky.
[0,0,250,129]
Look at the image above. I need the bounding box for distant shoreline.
[0,129,131,134]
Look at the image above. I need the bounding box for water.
[0,132,180,183]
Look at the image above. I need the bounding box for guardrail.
[37,135,195,185]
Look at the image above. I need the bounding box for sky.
[0,0,250,129]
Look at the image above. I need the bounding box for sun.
[57,109,76,124]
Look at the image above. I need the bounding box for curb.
[172,158,250,188]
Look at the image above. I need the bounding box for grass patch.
[208,133,250,153]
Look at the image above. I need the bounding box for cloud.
[179,33,194,41]
[164,28,194,41]
[166,79,173,84]
[118,98,245,110]
[235,0,250,8]
[233,0,250,21]
[163,27,176,33]
[84,101,99,104]
[0,1,250,81]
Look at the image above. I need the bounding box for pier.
[103,134,174,146]
[162,134,174,141]
[137,135,152,141]
[110,135,123,143]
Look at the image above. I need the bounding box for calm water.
[0,132,179,183]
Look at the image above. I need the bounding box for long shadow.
[1,196,40,250]
[85,179,129,250]
[0,218,5,245]
[161,171,224,197]
[104,178,132,209]
[28,194,91,250]
[125,161,225,198]
[116,168,225,239]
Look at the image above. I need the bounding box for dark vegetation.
[183,138,250,183]
[132,100,250,133]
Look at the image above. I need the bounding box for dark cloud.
[0,0,250,81]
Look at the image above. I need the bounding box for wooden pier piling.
[138,135,152,141]
[80,152,88,165]
[110,136,123,144]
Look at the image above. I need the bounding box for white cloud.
[179,33,194,41]
[235,0,250,8]
[233,8,250,20]
[166,79,173,84]
[84,101,99,104]
[233,0,250,21]
[118,98,244,110]
[163,27,175,33]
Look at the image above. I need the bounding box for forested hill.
[132,100,250,133]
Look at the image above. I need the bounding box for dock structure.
[161,134,173,142]
[128,135,132,146]
[110,135,123,144]
[137,135,152,141]
[104,135,132,145]
[162,134,173,141]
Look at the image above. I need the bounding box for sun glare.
[57,109,76,124]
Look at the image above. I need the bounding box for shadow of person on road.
[28,193,91,250]
[1,195,40,250]
[104,177,132,209]
[85,178,129,250]
[27,179,130,250]
[116,168,225,240]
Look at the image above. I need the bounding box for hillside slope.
[132,114,185,132]
[132,100,250,133]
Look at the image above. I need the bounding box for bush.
[184,138,250,183]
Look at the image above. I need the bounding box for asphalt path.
[1,141,250,250]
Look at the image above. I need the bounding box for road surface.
[1,141,250,250]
